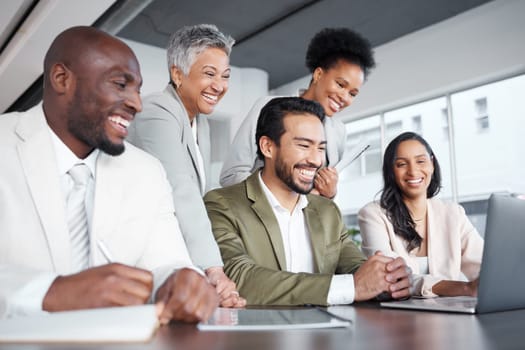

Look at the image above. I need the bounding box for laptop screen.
[476,193,525,313]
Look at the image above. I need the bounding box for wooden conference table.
[2,303,524,350]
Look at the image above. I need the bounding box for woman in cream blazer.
[358,132,483,297]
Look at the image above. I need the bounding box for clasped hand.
[353,252,413,301]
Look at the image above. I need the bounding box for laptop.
[381,193,525,314]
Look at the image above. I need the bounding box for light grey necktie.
[67,163,91,272]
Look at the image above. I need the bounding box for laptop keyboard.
[424,296,477,308]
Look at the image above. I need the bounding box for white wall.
[0,0,116,113]
[120,39,168,97]
[218,67,268,141]
[271,0,525,122]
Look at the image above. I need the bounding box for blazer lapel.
[90,151,124,263]
[246,173,287,270]
[15,107,71,274]
[168,86,206,193]
[303,204,327,273]
[426,199,435,275]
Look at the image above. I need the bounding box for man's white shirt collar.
[46,123,99,177]
[257,171,308,213]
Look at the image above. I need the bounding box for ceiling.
[117,0,492,89]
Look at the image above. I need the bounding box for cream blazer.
[0,106,194,317]
[358,199,484,297]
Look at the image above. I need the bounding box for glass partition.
[338,74,525,236]
[335,115,382,215]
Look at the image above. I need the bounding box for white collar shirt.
[257,172,356,305]
[47,123,99,239]
[258,172,315,273]
[191,119,206,193]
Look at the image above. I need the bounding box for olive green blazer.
[204,171,366,306]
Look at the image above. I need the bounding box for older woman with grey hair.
[128,24,245,308]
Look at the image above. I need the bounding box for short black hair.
[255,97,325,160]
[305,28,375,78]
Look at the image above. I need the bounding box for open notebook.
[381,193,525,314]
[0,305,158,343]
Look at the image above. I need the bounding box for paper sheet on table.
[198,308,350,331]
[334,139,370,173]
[0,304,158,343]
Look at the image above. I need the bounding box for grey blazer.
[128,84,223,269]
[219,95,347,187]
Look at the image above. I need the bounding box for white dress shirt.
[258,173,355,304]
[191,119,206,194]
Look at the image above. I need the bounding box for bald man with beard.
[0,26,218,323]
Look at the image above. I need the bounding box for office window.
[336,116,382,215]
[208,118,231,189]
[385,121,402,144]
[342,121,381,179]
[344,128,381,178]
[451,74,525,206]
[474,97,490,132]
[476,116,489,131]
[336,74,525,236]
[412,115,422,134]
[441,108,449,140]
[363,144,382,176]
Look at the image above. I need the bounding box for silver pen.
[97,240,114,263]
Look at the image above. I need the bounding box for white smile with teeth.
[407,178,423,184]
[299,169,316,177]
[108,116,130,128]
[329,98,342,112]
[203,93,218,102]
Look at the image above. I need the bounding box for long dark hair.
[380,132,441,251]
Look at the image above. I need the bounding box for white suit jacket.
[219,95,347,187]
[127,84,223,269]
[358,199,484,297]
[0,105,194,317]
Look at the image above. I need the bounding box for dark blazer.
[204,171,366,306]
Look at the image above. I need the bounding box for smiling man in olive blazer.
[204,97,412,306]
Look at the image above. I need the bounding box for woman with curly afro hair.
[220,28,375,199]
